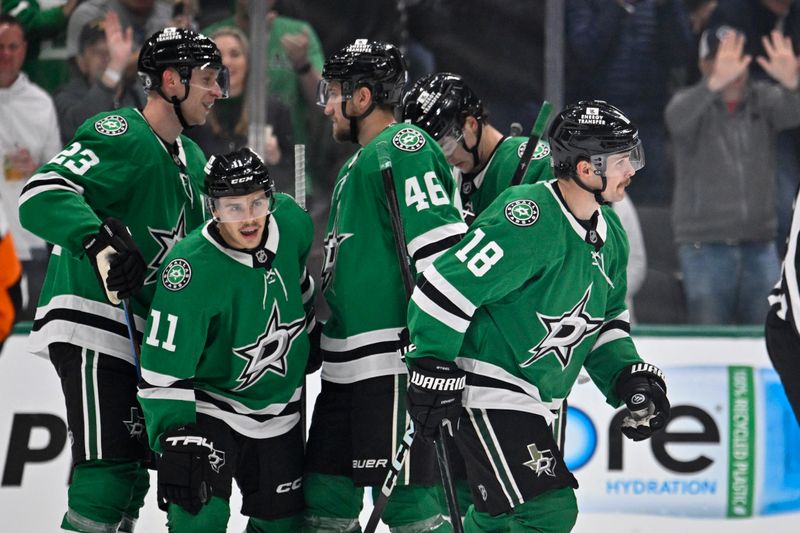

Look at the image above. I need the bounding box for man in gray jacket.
[665,25,800,324]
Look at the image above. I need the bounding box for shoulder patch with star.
[162,258,192,291]
[95,115,128,136]
[505,199,539,227]
[392,127,426,152]
[517,140,551,160]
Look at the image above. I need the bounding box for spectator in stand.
[566,0,693,207]
[665,26,800,324]
[0,197,22,353]
[187,26,294,191]
[709,0,800,256]
[203,0,324,188]
[2,0,79,90]
[55,12,143,144]
[66,0,173,57]
[0,14,61,321]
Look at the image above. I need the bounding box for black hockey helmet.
[138,27,228,94]
[548,100,643,202]
[204,147,274,198]
[401,72,484,141]
[138,27,229,128]
[317,39,407,108]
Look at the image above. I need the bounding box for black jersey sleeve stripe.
[417,278,472,321]
[411,234,464,263]
[598,319,630,336]
[21,175,83,196]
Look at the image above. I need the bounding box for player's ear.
[161,68,179,92]
[353,85,372,112]
[576,159,593,179]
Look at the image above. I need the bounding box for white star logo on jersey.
[521,284,603,369]
[145,207,187,285]
[321,223,353,293]
[232,302,305,390]
[523,443,557,477]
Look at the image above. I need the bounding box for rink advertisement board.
[563,330,800,518]
[1,325,799,530]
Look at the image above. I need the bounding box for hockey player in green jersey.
[402,72,553,224]
[303,40,468,532]
[17,27,227,532]
[405,100,671,532]
[137,148,314,531]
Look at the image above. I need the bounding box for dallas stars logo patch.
[523,443,557,477]
[392,128,426,152]
[517,140,551,160]
[145,207,187,285]
[232,302,305,390]
[321,222,353,292]
[95,115,128,136]
[521,284,603,369]
[162,258,192,291]
[505,199,539,227]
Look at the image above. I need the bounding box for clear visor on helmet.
[207,190,273,223]
[316,79,347,107]
[189,64,230,98]
[592,141,645,174]
[436,124,465,158]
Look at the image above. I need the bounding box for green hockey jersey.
[138,194,314,451]
[407,180,644,425]
[320,123,467,384]
[18,109,207,364]
[458,136,553,222]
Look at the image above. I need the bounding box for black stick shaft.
[510,101,552,186]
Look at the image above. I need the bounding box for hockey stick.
[121,297,141,381]
[294,144,306,210]
[510,100,552,186]
[294,144,309,448]
[363,142,464,533]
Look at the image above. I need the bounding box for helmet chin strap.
[157,82,193,130]
[341,99,376,144]
[572,167,608,205]
[460,120,483,170]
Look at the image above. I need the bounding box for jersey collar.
[202,215,280,270]
[459,135,508,192]
[545,180,608,250]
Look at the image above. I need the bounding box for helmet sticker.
[162,258,192,291]
[95,115,128,136]
[392,128,426,152]
[579,107,606,125]
[505,199,539,227]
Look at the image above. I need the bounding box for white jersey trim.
[201,386,303,416]
[137,387,194,402]
[140,368,184,388]
[411,286,471,333]
[197,405,299,439]
[407,222,468,258]
[424,265,477,316]
[321,353,407,384]
[19,171,85,206]
[28,294,145,363]
[544,181,608,243]
[320,327,405,352]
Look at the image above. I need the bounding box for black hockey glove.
[157,425,220,515]
[83,217,146,304]
[406,356,466,441]
[615,363,670,441]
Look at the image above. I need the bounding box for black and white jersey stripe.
[411,264,477,333]
[591,310,631,352]
[18,171,85,207]
[407,222,467,273]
